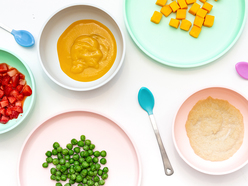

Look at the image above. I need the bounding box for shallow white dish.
[38,4,125,91]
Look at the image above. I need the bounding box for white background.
[0,0,248,185]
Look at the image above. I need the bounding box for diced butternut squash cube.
[180,19,192,31]
[199,0,207,3]
[178,0,188,9]
[176,9,187,20]
[156,0,167,7]
[169,1,180,12]
[202,2,213,13]
[169,18,180,28]
[151,11,163,24]
[185,0,196,5]
[193,16,204,28]
[160,5,172,17]
[203,15,215,27]
[189,3,200,15]
[196,8,208,18]
[189,26,202,38]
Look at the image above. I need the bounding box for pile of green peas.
[42,135,109,186]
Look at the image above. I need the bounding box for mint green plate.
[0,48,35,134]
[124,0,246,68]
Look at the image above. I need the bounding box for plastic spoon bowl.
[0,23,35,47]
[138,87,174,176]
[235,62,248,80]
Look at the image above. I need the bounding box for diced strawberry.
[0,115,9,124]
[10,90,19,98]
[22,85,32,96]
[2,96,7,101]
[15,101,22,107]
[11,106,23,113]
[7,69,18,77]
[11,110,19,119]
[8,97,16,104]
[4,85,12,96]
[12,73,20,88]
[2,75,10,85]
[0,89,4,98]
[0,100,9,108]
[16,85,23,92]
[19,73,25,79]
[0,108,5,116]
[16,94,24,101]
[19,79,26,86]
[5,108,12,116]
[0,63,8,74]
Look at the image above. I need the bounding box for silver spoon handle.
[149,114,174,176]
[0,23,12,33]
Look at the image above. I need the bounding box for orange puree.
[57,20,117,82]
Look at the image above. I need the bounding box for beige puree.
[185,96,244,161]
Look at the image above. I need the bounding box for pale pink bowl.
[173,87,248,175]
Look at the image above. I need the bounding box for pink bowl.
[173,87,248,175]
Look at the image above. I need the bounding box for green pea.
[69,158,74,164]
[78,184,83,186]
[57,147,63,153]
[82,161,89,168]
[102,167,108,173]
[81,169,88,176]
[74,147,80,153]
[55,175,61,181]
[90,164,96,171]
[52,149,58,155]
[65,155,70,160]
[79,157,85,163]
[50,174,56,180]
[46,157,53,163]
[61,174,67,181]
[85,140,91,146]
[101,173,108,180]
[95,183,99,186]
[53,142,60,149]
[74,161,80,166]
[67,174,71,179]
[93,176,100,182]
[60,165,67,172]
[75,165,81,172]
[93,157,98,163]
[71,138,78,145]
[71,174,76,180]
[53,158,59,165]
[69,168,75,174]
[76,175,83,183]
[56,164,61,171]
[93,170,98,176]
[86,175,92,180]
[57,153,63,160]
[63,170,68,175]
[86,156,92,163]
[51,168,57,175]
[82,178,87,184]
[95,163,101,170]
[56,171,62,176]
[88,171,94,177]
[65,183,71,186]
[42,162,48,168]
[73,154,80,161]
[78,141,84,147]
[98,169,103,176]
[45,151,52,157]
[83,145,89,151]
[100,158,107,165]
[80,135,86,141]
[89,162,93,166]
[88,150,93,156]
[62,149,69,155]
[60,158,66,165]
[56,183,62,186]
[88,180,94,186]
[69,149,74,156]
[70,165,75,169]
[89,144,95,150]
[99,180,105,185]
[100,151,107,157]
[65,162,70,168]
[67,143,73,150]
[69,179,75,184]
[94,151,100,157]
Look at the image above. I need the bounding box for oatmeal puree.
[185,97,244,161]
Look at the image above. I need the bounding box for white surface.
[0,0,248,185]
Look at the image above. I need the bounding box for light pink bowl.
[173,87,248,175]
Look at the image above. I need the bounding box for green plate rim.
[0,47,36,134]
[124,0,247,68]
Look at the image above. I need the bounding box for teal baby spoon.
[138,87,174,176]
[0,23,35,47]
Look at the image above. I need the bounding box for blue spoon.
[138,87,174,176]
[0,23,35,47]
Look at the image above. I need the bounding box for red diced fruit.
[22,85,32,96]
[0,63,8,73]
[15,101,22,107]
[2,96,7,101]
[16,94,24,101]
[16,85,23,92]
[12,73,20,88]
[6,108,12,116]
[0,89,4,98]
[8,97,16,104]
[19,73,25,79]
[4,85,12,96]
[0,108,5,116]
[11,111,19,119]
[7,69,18,77]
[19,79,26,86]
[11,106,23,113]
[0,115,9,124]
[2,75,10,85]
[10,90,19,98]
[0,100,9,108]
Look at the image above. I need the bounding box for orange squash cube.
[185,0,196,5]
[180,19,192,31]
[160,5,172,17]
[202,2,213,13]
[203,15,215,27]
[189,3,200,15]
[156,0,167,7]
[193,16,204,28]
[169,18,180,28]
[169,1,180,12]
[199,0,207,3]
[190,26,202,38]
[178,0,188,9]
[151,11,163,24]
[196,8,208,18]
[176,9,187,20]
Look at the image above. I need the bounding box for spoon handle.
[149,114,174,176]
[0,23,12,33]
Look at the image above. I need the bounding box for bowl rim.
[37,3,126,91]
[172,86,248,175]
[0,47,36,134]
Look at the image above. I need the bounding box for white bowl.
[38,4,125,91]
